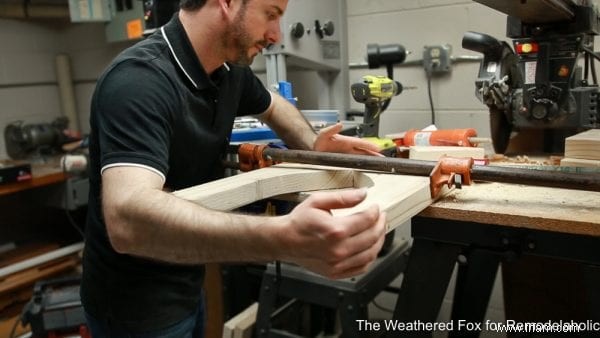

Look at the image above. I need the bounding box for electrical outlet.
[423,44,452,74]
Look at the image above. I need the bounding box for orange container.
[401,128,478,147]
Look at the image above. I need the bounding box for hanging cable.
[426,69,436,125]
[582,47,599,85]
[585,52,590,84]
[591,52,598,85]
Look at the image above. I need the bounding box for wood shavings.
[489,154,560,167]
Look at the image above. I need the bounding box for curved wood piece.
[173,164,432,232]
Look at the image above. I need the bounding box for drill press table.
[389,181,600,337]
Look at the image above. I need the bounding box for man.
[81,0,386,336]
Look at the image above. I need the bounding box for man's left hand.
[314,123,383,156]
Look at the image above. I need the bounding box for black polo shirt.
[81,14,271,331]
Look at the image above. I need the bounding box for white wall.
[1,2,594,335]
[345,2,508,335]
[346,0,506,139]
[0,20,63,159]
[0,3,512,333]
[0,19,131,159]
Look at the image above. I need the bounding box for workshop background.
[1,0,598,337]
[0,0,513,160]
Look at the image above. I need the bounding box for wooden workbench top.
[0,158,67,197]
[421,182,600,237]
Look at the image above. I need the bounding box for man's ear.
[218,0,234,19]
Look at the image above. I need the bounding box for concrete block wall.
[2,1,598,335]
[0,3,511,333]
[346,0,507,139]
[58,23,134,135]
[345,2,509,336]
[0,20,63,160]
[0,19,131,160]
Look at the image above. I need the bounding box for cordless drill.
[351,75,403,138]
[351,75,404,156]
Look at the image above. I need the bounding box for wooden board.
[420,181,600,236]
[0,256,79,294]
[560,157,600,168]
[0,314,29,338]
[222,302,258,338]
[176,164,433,338]
[173,164,433,233]
[204,263,224,338]
[0,243,60,268]
[564,129,600,160]
[409,146,485,161]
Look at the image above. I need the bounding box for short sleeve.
[92,59,178,176]
[237,67,272,116]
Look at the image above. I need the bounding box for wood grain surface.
[420,181,600,236]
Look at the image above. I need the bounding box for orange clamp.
[238,143,274,171]
[429,155,474,198]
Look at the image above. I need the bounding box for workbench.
[0,159,68,197]
[389,181,600,337]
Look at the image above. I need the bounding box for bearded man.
[82,1,386,336]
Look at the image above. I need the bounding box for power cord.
[582,46,599,85]
[426,69,436,125]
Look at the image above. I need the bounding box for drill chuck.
[351,75,402,104]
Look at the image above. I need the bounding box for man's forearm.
[106,186,283,265]
[102,165,387,279]
[259,93,317,150]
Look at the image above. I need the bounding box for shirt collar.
[160,14,229,90]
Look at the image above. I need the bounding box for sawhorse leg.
[584,264,600,321]
[388,238,461,337]
[255,274,278,338]
[339,301,368,338]
[449,249,501,338]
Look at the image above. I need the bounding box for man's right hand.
[276,188,386,279]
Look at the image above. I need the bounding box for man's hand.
[277,188,386,279]
[314,123,383,156]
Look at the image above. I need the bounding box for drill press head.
[463,1,600,154]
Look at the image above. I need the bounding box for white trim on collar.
[161,26,199,89]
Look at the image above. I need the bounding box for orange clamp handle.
[238,143,274,171]
[402,128,478,147]
[429,155,474,198]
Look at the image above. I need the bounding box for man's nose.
[266,21,281,44]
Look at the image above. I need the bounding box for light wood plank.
[177,164,433,338]
[409,146,485,161]
[560,157,600,168]
[564,129,600,160]
[173,164,432,233]
[222,302,258,338]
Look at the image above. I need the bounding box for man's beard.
[226,7,268,66]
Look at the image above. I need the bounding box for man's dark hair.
[179,0,249,11]
[179,0,207,11]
